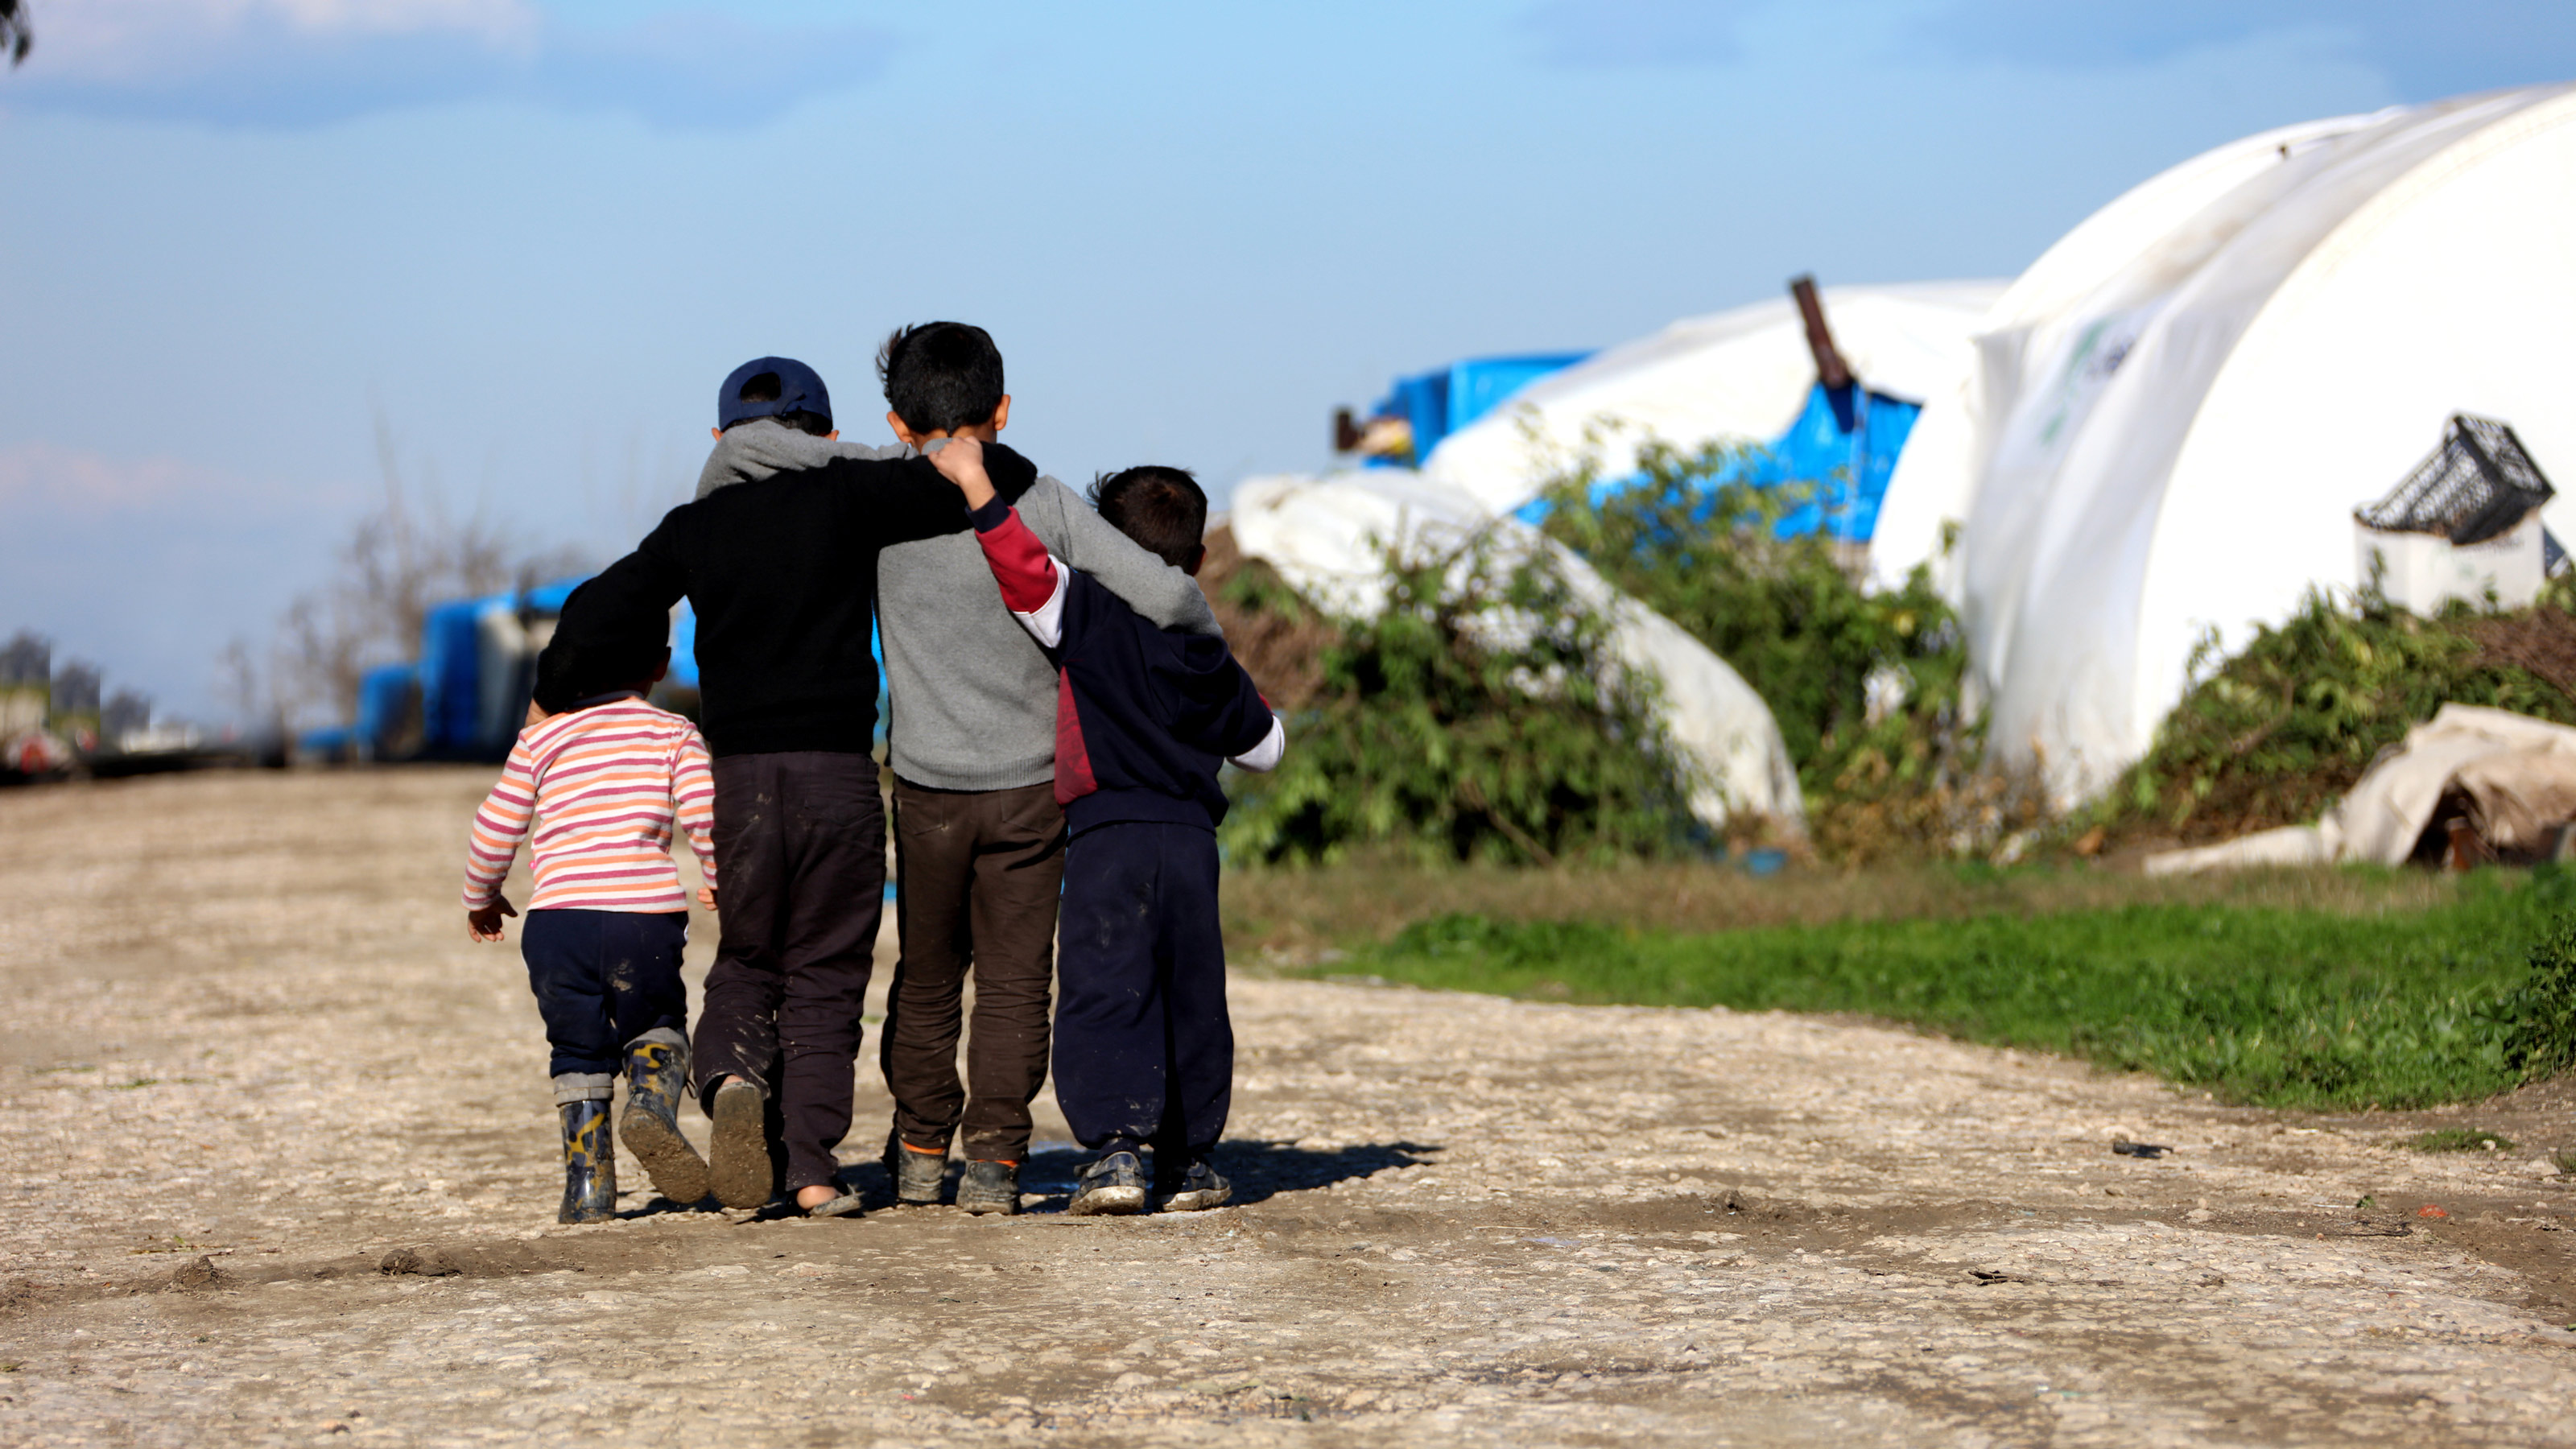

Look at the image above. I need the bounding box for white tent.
[1420,281,2008,516]
[1869,84,2576,804]
[1226,469,1806,832]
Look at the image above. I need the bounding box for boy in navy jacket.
[928,440,1283,1214]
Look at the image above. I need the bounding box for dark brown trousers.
[692,751,886,1195]
[880,777,1067,1162]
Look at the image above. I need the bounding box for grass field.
[1229,862,2576,1111]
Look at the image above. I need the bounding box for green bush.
[1532,442,2035,861]
[2087,585,2576,847]
[1219,530,1702,867]
[2498,910,2576,1081]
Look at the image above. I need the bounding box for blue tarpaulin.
[1512,381,1923,543]
[1374,353,1590,465]
[418,595,497,754]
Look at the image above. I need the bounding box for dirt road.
[3,770,2574,1447]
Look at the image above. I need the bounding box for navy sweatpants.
[1052,822,1233,1159]
[521,908,689,1080]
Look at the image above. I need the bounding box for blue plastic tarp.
[1374,353,1590,466]
[1510,381,1923,544]
[418,595,502,753]
[353,663,419,758]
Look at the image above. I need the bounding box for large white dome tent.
[1867,83,2576,805]
[1417,281,2008,519]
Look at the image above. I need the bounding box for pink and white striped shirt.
[462,698,717,914]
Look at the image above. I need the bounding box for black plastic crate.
[2355,414,2556,546]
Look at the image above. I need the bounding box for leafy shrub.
[2077,585,2576,848]
[1218,528,1702,867]
[1532,441,2042,861]
[2498,908,2576,1082]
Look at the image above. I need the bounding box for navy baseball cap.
[717,356,832,429]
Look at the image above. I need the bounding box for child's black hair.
[1090,466,1208,569]
[534,636,667,715]
[721,368,834,436]
[877,322,1004,436]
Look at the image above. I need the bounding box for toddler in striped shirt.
[463,632,720,1223]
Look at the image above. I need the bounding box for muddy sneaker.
[1068,1151,1149,1216]
[801,1188,867,1219]
[704,1079,774,1210]
[956,1160,1020,1216]
[618,1030,710,1206]
[1158,1160,1232,1212]
[557,1099,618,1224]
[883,1132,947,1207]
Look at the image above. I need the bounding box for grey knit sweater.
[695,420,1220,791]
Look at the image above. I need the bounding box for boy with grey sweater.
[696,322,1218,1212]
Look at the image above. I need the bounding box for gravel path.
[2,769,2574,1447]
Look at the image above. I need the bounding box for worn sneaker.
[704,1080,774,1210]
[884,1132,947,1207]
[1068,1151,1150,1216]
[1158,1160,1232,1212]
[956,1159,1021,1216]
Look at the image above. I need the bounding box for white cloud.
[0,443,242,514]
[0,1,893,127]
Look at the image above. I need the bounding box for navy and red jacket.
[967,496,1284,836]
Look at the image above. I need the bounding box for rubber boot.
[619,1029,710,1206]
[558,1099,618,1224]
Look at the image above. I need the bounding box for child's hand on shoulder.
[928,437,996,509]
[468,897,518,943]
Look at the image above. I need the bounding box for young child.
[929,441,1284,1214]
[463,631,719,1222]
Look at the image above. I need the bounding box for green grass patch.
[1338,870,2576,1108]
[2401,1128,2517,1152]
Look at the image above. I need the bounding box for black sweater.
[557,444,1038,757]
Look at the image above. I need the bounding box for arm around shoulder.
[1031,478,1222,638]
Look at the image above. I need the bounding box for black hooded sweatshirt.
[555,443,1040,758]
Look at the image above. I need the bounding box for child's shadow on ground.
[1013,1138,1443,1210]
[637,1138,1442,1218]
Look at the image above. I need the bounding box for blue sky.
[1,0,2567,720]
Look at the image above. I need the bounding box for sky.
[1,0,2570,720]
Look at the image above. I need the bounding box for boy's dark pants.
[692,751,886,1195]
[1051,821,1232,1160]
[522,908,689,1084]
[880,778,1065,1163]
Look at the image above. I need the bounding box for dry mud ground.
[4,771,2576,1447]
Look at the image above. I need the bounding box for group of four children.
[460,323,1282,1222]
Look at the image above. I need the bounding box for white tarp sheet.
[2144,704,2576,875]
[1226,469,1806,832]
[1872,84,2576,806]
[1418,282,2008,517]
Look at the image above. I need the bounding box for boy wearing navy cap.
[927,440,1282,1214]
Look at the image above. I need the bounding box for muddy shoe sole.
[1067,1183,1148,1216]
[705,1082,773,1210]
[1160,1182,1232,1212]
[620,1101,711,1206]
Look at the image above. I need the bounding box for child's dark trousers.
[521,908,689,1083]
[1051,821,1232,1159]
